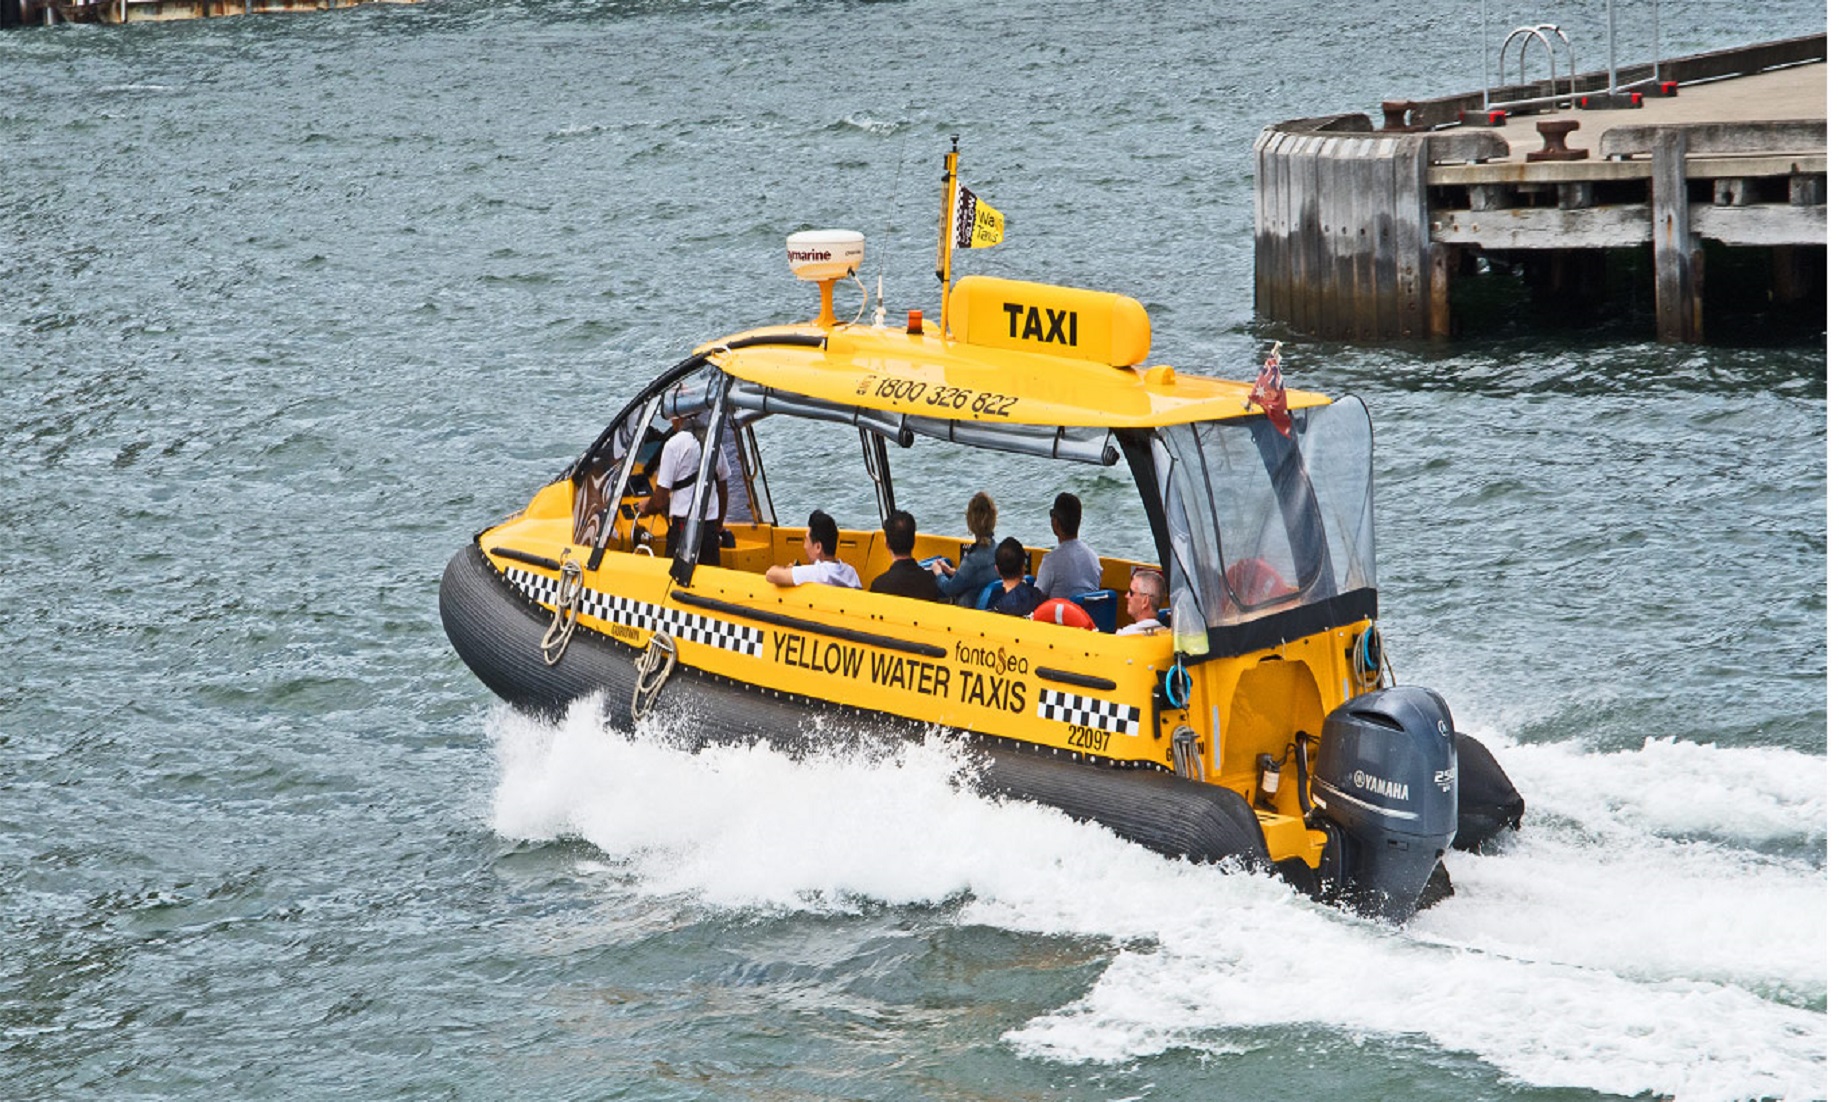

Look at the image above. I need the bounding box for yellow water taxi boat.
[442,147,1522,921]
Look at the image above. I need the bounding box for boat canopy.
[568,319,1375,657]
[703,325,1334,431]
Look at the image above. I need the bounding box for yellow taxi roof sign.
[948,276,1151,368]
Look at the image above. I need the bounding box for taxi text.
[770,630,1027,712]
[1001,302,1078,348]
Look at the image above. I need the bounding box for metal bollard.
[1527,118,1588,162]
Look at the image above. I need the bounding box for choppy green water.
[2,2,1825,1099]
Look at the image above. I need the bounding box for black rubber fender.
[440,543,634,717]
[440,543,813,746]
[1453,731,1525,852]
[973,749,1271,870]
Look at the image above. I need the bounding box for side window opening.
[886,432,1156,573]
[746,414,888,539]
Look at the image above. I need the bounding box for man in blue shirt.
[987,537,1046,617]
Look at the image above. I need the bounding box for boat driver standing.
[639,411,729,565]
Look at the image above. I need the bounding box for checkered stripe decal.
[503,567,763,658]
[1036,689,1141,738]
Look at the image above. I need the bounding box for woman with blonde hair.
[932,491,1000,606]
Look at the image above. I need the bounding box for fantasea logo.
[955,640,1029,675]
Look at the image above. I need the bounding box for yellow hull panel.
[481,500,1370,869]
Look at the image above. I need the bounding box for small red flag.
[1247,342,1292,437]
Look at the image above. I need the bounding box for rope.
[1352,624,1387,691]
[1171,725,1202,781]
[631,632,678,724]
[539,556,584,666]
[847,272,869,326]
[1163,656,1192,709]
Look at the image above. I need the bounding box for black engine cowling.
[1311,686,1459,922]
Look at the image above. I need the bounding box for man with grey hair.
[1116,567,1169,636]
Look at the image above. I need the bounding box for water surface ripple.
[1,2,1824,1099]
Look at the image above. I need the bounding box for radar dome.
[786,230,865,283]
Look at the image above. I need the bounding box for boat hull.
[440,543,1271,868]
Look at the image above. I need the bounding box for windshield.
[570,361,736,546]
[1152,398,1375,653]
[567,350,1374,629]
[571,397,658,546]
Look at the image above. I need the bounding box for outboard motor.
[1311,686,1458,923]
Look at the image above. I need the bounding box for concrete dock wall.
[1254,36,1826,343]
[1254,118,1432,342]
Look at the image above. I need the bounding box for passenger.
[931,491,999,606]
[718,413,756,524]
[870,510,945,601]
[1116,567,1170,636]
[987,537,1046,617]
[639,411,730,565]
[765,510,862,588]
[1034,491,1101,600]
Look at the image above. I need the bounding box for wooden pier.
[1253,35,1826,343]
[1,0,410,26]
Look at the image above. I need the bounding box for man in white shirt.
[1116,568,1169,636]
[1035,492,1101,600]
[640,412,730,565]
[765,510,862,589]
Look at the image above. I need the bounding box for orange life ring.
[1031,598,1097,630]
[1225,557,1294,607]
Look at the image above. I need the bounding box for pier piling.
[1255,35,1825,342]
[1649,129,1701,342]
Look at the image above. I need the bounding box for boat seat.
[1070,589,1117,633]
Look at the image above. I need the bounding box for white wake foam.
[488,703,1827,1102]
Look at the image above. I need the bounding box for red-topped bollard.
[1527,118,1588,162]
